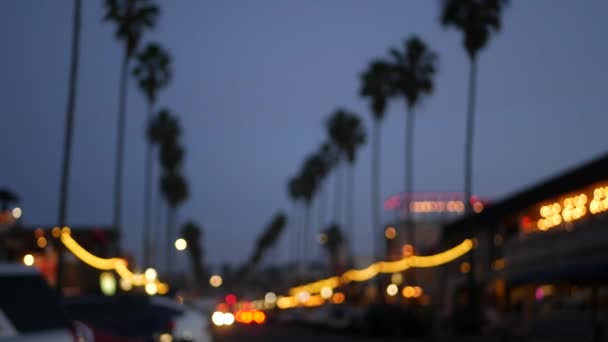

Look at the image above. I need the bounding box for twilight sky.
[2,1,608,269]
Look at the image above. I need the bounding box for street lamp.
[174,238,187,251]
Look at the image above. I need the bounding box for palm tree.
[316,142,338,249]
[321,223,344,275]
[181,221,205,291]
[104,0,159,242]
[57,0,81,292]
[161,170,188,272]
[287,176,303,264]
[133,42,172,267]
[299,156,321,263]
[361,60,392,261]
[327,109,366,251]
[245,213,287,273]
[388,36,437,255]
[441,2,508,329]
[441,0,509,213]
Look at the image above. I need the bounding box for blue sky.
[2,1,607,268]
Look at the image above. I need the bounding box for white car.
[150,297,212,342]
[0,263,92,342]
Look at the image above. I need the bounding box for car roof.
[0,263,40,275]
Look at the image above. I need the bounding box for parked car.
[63,295,211,342]
[0,263,92,342]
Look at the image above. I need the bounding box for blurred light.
[144,268,157,281]
[402,244,414,257]
[61,226,71,235]
[320,286,333,299]
[386,284,398,296]
[209,275,223,288]
[157,283,169,295]
[385,227,396,240]
[473,202,484,213]
[413,286,423,298]
[99,272,116,296]
[174,238,187,251]
[492,259,506,271]
[120,278,132,291]
[297,291,310,303]
[51,226,61,238]
[37,236,47,248]
[265,292,277,304]
[23,254,34,266]
[159,333,172,342]
[212,311,225,326]
[277,296,297,309]
[535,287,544,301]
[145,282,158,295]
[176,295,184,304]
[241,311,253,324]
[11,207,22,219]
[460,262,471,274]
[35,228,44,238]
[391,272,403,285]
[331,292,345,304]
[226,294,237,305]
[253,311,266,324]
[402,286,415,298]
[318,233,328,245]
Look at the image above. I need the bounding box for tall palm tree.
[316,142,338,250]
[441,2,507,329]
[361,60,392,261]
[287,176,303,264]
[441,0,508,213]
[133,42,172,267]
[322,223,344,275]
[327,109,366,251]
[245,213,287,273]
[181,221,205,290]
[161,170,188,272]
[388,36,437,255]
[57,0,81,292]
[104,0,159,242]
[299,156,321,262]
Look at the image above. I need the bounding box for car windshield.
[0,275,70,333]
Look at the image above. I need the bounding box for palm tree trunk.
[56,0,81,293]
[347,163,355,255]
[371,120,381,261]
[318,181,328,260]
[405,105,416,283]
[464,57,478,214]
[304,203,311,263]
[153,187,163,266]
[465,56,479,332]
[333,163,342,225]
[165,205,175,273]
[142,101,153,267]
[113,49,130,249]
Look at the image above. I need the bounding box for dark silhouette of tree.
[242,213,287,275]
[133,43,172,267]
[441,1,508,332]
[322,223,344,275]
[361,60,392,261]
[387,36,437,256]
[56,0,81,293]
[327,109,366,251]
[441,0,508,213]
[299,156,321,262]
[315,142,339,251]
[0,188,19,212]
[161,170,188,272]
[181,220,205,290]
[104,0,159,241]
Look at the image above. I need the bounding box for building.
[441,153,608,338]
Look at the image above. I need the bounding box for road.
[212,323,589,342]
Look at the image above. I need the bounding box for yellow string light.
[59,230,167,293]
